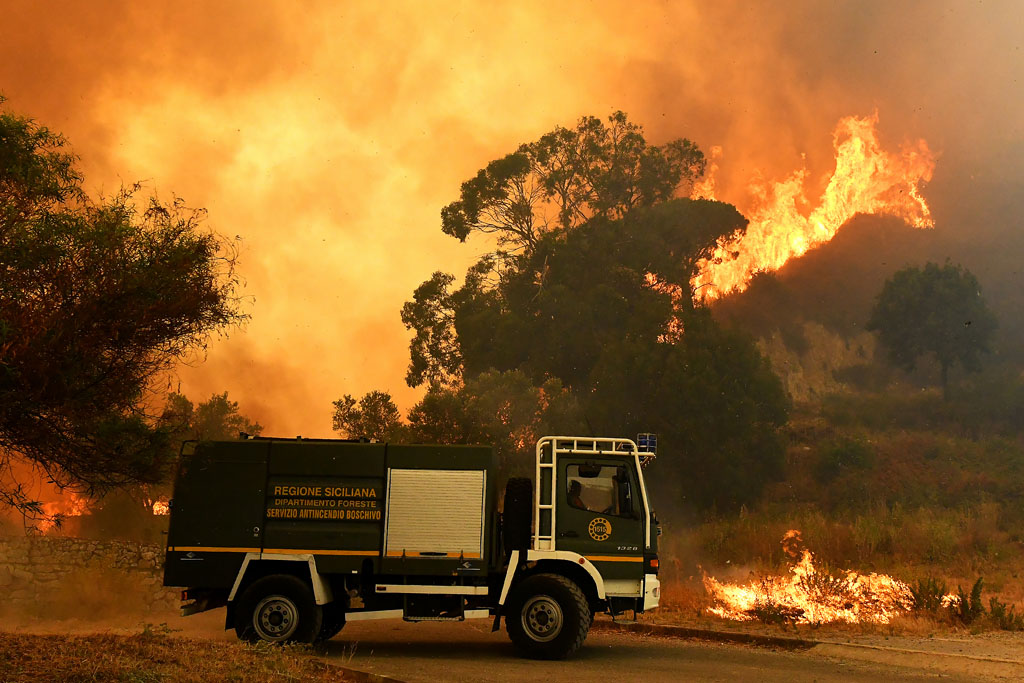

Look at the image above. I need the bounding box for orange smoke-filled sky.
[1,1,1021,436]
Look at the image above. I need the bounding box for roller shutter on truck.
[384,469,486,558]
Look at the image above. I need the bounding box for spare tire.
[502,477,533,552]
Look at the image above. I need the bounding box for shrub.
[948,578,986,625]
[911,576,949,613]
[749,600,805,625]
[988,598,1024,631]
[813,437,874,484]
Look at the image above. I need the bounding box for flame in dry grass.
[692,113,935,300]
[152,499,170,515]
[703,530,916,625]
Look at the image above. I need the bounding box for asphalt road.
[319,618,979,682]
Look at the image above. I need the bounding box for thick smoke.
[0,1,1020,436]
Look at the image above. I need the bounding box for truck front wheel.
[234,574,323,644]
[506,573,591,659]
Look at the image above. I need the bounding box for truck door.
[165,441,269,588]
[554,459,645,579]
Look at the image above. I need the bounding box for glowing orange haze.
[0,2,1019,442]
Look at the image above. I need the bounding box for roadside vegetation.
[654,377,1024,634]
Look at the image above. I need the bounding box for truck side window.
[566,464,632,516]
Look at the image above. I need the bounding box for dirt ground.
[6,608,1024,681]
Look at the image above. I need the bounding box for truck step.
[403,615,465,622]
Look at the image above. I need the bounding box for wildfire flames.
[36,493,90,533]
[703,530,918,625]
[692,113,936,300]
[152,499,170,515]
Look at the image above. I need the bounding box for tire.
[505,573,591,660]
[234,574,323,644]
[316,601,347,642]
[502,477,533,553]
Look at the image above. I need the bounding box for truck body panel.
[164,441,268,588]
[165,440,495,587]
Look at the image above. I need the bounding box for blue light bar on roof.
[637,433,657,454]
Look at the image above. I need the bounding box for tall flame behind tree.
[692,113,936,301]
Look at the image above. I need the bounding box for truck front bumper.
[643,573,661,611]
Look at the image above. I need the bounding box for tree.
[163,392,263,443]
[441,111,705,260]
[406,370,587,483]
[406,199,749,390]
[331,390,405,441]
[0,98,246,518]
[449,198,751,388]
[337,371,586,483]
[400,271,463,387]
[400,111,789,512]
[585,309,789,510]
[83,391,262,538]
[868,262,997,399]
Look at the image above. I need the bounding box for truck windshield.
[566,464,632,516]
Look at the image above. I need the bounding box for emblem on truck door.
[588,517,612,541]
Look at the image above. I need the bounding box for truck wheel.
[234,575,323,644]
[316,601,347,642]
[506,573,591,659]
[502,477,532,552]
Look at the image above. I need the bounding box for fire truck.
[163,435,660,659]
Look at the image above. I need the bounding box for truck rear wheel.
[234,574,323,644]
[506,573,591,659]
[316,601,347,642]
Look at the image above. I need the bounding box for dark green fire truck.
[163,435,660,659]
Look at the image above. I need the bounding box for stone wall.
[0,536,179,615]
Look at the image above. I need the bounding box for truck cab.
[163,434,659,659]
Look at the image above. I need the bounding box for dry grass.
[648,395,1024,637]
[653,524,1024,636]
[0,626,350,682]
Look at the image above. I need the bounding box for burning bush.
[701,531,1024,631]
[703,530,916,625]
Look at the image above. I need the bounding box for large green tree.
[399,112,788,512]
[331,390,405,442]
[340,371,585,484]
[441,110,706,258]
[163,392,263,443]
[0,98,246,518]
[868,261,997,399]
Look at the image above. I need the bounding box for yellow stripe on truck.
[168,546,261,553]
[168,546,377,556]
[384,551,482,558]
[263,548,378,556]
[584,555,644,563]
